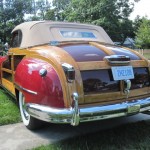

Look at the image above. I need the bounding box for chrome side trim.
[21,87,37,95]
[15,84,37,95]
[26,96,150,126]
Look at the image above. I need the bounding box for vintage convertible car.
[0,21,150,130]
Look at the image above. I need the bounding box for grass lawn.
[143,53,150,59]
[33,120,150,150]
[0,88,21,125]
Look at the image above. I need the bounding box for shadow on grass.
[35,120,150,150]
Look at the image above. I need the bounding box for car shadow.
[31,113,150,142]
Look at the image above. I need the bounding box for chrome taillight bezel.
[62,63,75,83]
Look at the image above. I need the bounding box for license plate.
[111,66,134,81]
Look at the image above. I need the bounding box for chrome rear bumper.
[26,93,150,126]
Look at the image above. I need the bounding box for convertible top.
[12,21,114,48]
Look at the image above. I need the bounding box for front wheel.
[19,91,43,130]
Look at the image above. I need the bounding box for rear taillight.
[62,63,75,82]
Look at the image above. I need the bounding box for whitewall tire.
[19,91,43,130]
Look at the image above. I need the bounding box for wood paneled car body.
[0,21,150,129]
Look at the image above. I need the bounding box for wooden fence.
[135,49,150,55]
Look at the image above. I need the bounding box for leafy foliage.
[135,18,150,48]
[133,15,143,32]
[0,0,33,43]
[34,0,51,20]
[45,8,56,21]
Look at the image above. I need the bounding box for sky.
[129,0,150,20]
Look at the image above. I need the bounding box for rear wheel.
[19,91,43,130]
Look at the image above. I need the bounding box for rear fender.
[15,58,64,108]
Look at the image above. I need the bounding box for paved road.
[0,113,150,150]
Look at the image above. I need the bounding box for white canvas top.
[12,21,114,48]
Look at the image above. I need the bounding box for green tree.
[0,0,15,43]
[135,18,150,49]
[53,0,70,11]
[0,0,33,43]
[27,0,52,21]
[52,0,70,21]
[133,15,143,33]
[35,0,51,20]
[45,8,56,20]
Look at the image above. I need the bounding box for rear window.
[50,26,113,44]
[60,31,96,39]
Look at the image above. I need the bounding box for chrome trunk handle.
[124,79,131,99]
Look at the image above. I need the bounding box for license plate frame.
[111,66,134,81]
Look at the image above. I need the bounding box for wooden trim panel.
[2,78,15,95]
[77,60,148,71]
[1,68,12,74]
[84,87,150,104]
[90,42,115,55]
